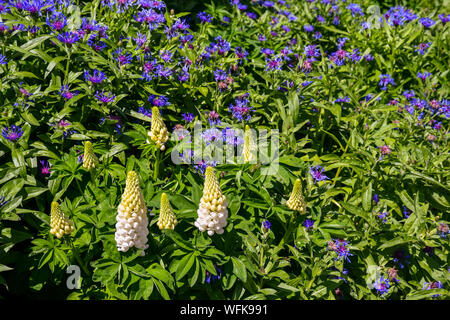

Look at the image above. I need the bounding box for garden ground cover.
[0,0,449,300]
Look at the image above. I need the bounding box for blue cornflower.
[420,17,435,28]
[313,32,322,40]
[262,220,271,230]
[46,11,67,31]
[392,250,411,269]
[265,56,282,71]
[304,44,320,58]
[222,128,243,146]
[346,3,364,17]
[95,91,116,104]
[138,107,152,118]
[377,212,389,224]
[373,194,379,205]
[84,69,107,84]
[260,48,274,56]
[142,58,158,81]
[303,219,314,231]
[310,166,329,183]
[148,95,170,107]
[159,50,173,63]
[403,206,411,219]
[258,34,266,42]
[57,31,80,44]
[59,85,78,100]
[437,223,449,238]
[113,48,133,66]
[2,125,24,142]
[134,9,165,30]
[335,96,350,104]
[439,14,450,24]
[198,11,213,23]
[328,239,353,262]
[235,47,249,62]
[0,54,7,65]
[202,127,223,144]
[304,24,314,32]
[417,71,431,82]
[379,74,395,90]
[0,195,8,207]
[87,33,108,52]
[373,276,390,296]
[205,265,222,284]
[228,94,254,122]
[422,281,443,297]
[415,42,431,55]
[182,113,194,123]
[403,90,415,100]
[214,69,227,82]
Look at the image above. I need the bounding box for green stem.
[69,238,90,277]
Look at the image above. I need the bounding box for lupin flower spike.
[115,171,149,254]
[50,201,74,238]
[243,125,256,163]
[286,178,306,214]
[147,106,169,151]
[195,166,228,236]
[82,141,99,170]
[157,193,178,230]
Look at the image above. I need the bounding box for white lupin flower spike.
[115,171,149,255]
[50,201,74,238]
[194,166,228,236]
[157,193,178,230]
[147,106,169,151]
[286,178,306,214]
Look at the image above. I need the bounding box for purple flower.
[328,239,353,262]
[310,166,329,183]
[379,74,395,90]
[265,56,282,71]
[330,49,349,66]
[422,281,443,297]
[377,212,389,224]
[57,31,80,44]
[159,50,173,63]
[258,34,266,42]
[403,206,411,219]
[439,14,450,24]
[437,223,449,239]
[0,196,8,207]
[205,265,222,284]
[228,94,254,122]
[262,220,271,230]
[198,11,213,23]
[214,69,227,82]
[346,3,364,17]
[373,194,379,205]
[2,125,24,142]
[87,33,108,52]
[182,113,194,123]
[392,250,411,269]
[84,69,107,84]
[304,45,320,58]
[0,54,7,65]
[113,48,133,66]
[373,276,390,296]
[303,219,314,231]
[138,107,152,117]
[40,160,51,175]
[95,91,116,104]
[202,127,223,144]
[148,95,170,107]
[134,8,165,30]
[304,24,314,32]
[59,85,78,100]
[46,12,67,31]
[417,71,431,82]
[420,17,435,28]
[415,42,431,55]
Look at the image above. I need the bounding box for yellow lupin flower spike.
[115,171,149,254]
[82,141,99,170]
[194,166,228,236]
[147,106,169,151]
[243,125,256,163]
[157,193,178,230]
[286,179,306,214]
[50,201,74,238]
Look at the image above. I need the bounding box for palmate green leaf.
[176,252,196,281]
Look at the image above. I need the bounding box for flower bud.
[147,106,169,151]
[157,193,178,230]
[50,201,74,238]
[82,141,99,170]
[286,179,306,213]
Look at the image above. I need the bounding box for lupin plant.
[82,141,99,170]
[194,166,228,236]
[49,201,74,239]
[115,171,149,254]
[286,179,307,214]
[157,193,178,230]
[147,106,169,151]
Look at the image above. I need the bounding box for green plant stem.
[69,238,90,277]
[153,149,160,180]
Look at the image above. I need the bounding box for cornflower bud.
[157,193,178,230]
[147,106,169,151]
[286,178,306,213]
[82,141,99,170]
[194,166,228,236]
[50,201,74,238]
[115,171,149,254]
